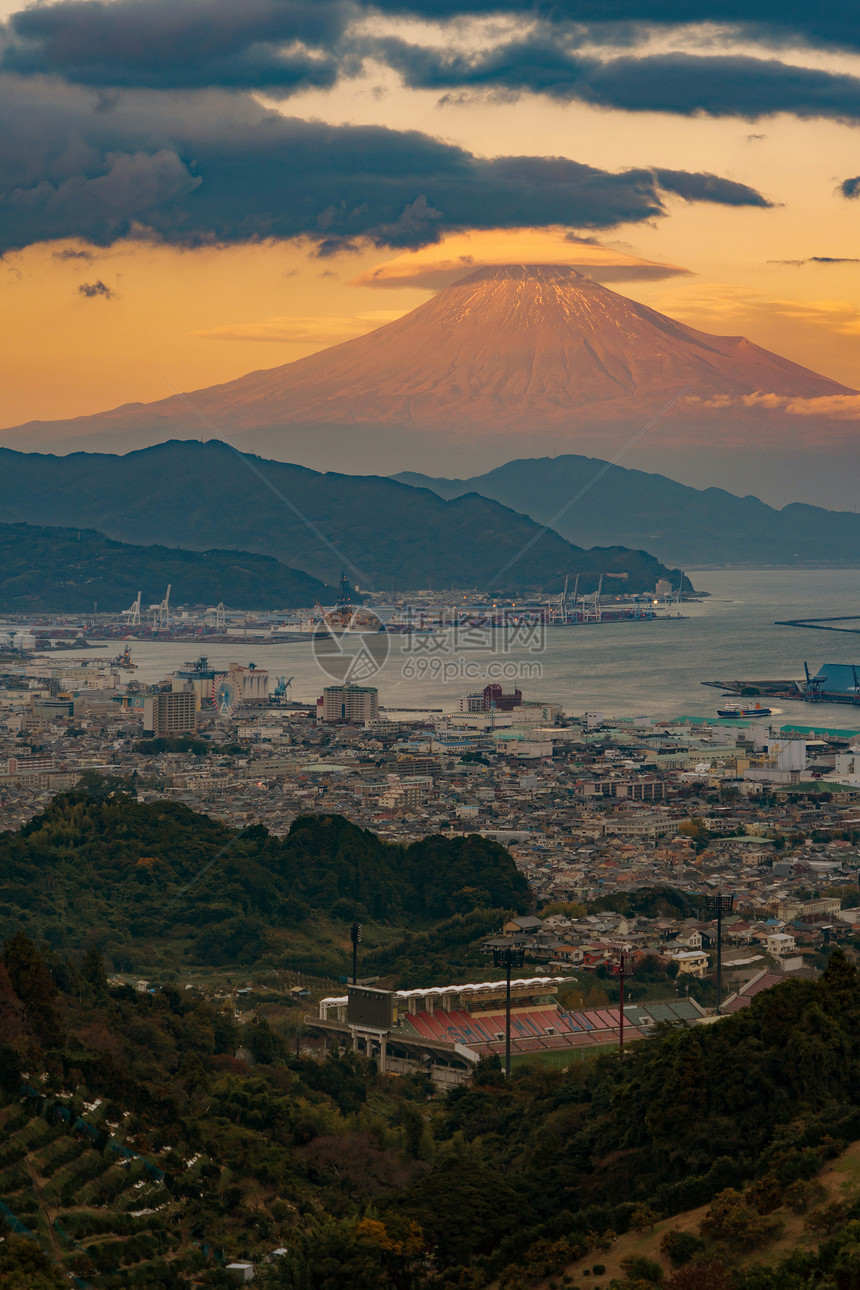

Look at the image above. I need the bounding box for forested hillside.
[0,522,332,612]
[0,441,686,593]
[2,939,860,1288]
[0,790,532,974]
[395,455,860,568]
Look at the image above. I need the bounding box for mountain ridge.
[0,440,685,593]
[394,454,860,568]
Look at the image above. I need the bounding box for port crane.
[546,574,582,625]
[122,591,142,627]
[547,575,570,625]
[149,584,171,631]
[666,573,686,609]
[582,574,603,622]
[273,675,294,699]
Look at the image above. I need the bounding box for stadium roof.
[320,976,567,1007]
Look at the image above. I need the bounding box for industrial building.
[806,663,860,703]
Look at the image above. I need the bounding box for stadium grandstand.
[310,977,706,1088]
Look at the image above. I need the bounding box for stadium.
[311,977,705,1088]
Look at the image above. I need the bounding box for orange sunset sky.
[3,2,860,430]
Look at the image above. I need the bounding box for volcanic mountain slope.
[203,261,846,424]
[4,265,858,505]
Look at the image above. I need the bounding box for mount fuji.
[4,265,857,507]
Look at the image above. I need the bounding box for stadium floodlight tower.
[492,944,526,1078]
[705,893,735,1015]
[616,946,635,1057]
[350,922,361,986]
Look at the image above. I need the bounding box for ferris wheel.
[212,674,240,718]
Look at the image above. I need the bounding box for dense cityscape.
[3,633,858,972]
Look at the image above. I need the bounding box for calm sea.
[76,569,860,729]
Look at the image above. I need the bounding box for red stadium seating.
[403,1003,640,1056]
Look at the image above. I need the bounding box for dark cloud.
[654,168,770,205]
[5,0,860,119]
[77,279,115,297]
[8,0,860,101]
[367,2,860,56]
[0,78,770,255]
[840,177,860,199]
[3,0,349,90]
[768,255,860,264]
[52,247,94,260]
[376,38,860,122]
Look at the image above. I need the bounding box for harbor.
[1,570,856,725]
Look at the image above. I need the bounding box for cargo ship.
[716,701,772,718]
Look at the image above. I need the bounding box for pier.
[775,616,860,634]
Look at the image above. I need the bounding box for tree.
[782,1178,825,1214]
[631,1205,660,1232]
[700,1189,782,1251]
[355,1216,429,1290]
[400,1102,431,1160]
[660,1230,705,1267]
[1,933,62,1047]
[620,1254,664,1284]
[0,1236,69,1289]
[81,947,109,1001]
[666,1260,733,1290]
[677,818,710,852]
[539,900,587,918]
[804,1200,850,1236]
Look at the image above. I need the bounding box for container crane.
[583,574,603,622]
[149,584,171,630]
[122,591,141,627]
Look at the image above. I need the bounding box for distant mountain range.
[0,441,684,595]
[395,455,860,568]
[2,264,856,507]
[0,522,333,613]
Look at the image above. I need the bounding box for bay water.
[78,569,860,729]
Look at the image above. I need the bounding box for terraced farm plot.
[0,1097,209,1287]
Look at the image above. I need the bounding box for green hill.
[0,790,532,973]
[0,522,332,612]
[1,932,860,1289]
[0,441,687,593]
